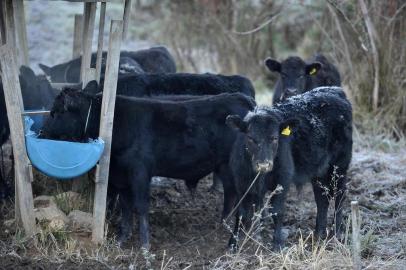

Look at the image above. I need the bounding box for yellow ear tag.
[281,126,291,136]
[309,67,317,75]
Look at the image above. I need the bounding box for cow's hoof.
[117,232,131,246]
[227,237,239,253]
[272,242,284,252]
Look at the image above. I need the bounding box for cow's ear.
[20,66,37,81]
[38,63,52,75]
[280,118,300,136]
[264,58,281,72]
[306,62,322,76]
[226,115,247,133]
[83,80,100,96]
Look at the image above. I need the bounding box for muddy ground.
[0,143,405,269]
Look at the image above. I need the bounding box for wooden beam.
[13,0,29,66]
[0,2,5,45]
[81,2,96,85]
[4,1,17,62]
[0,45,36,237]
[50,82,81,89]
[92,20,123,244]
[21,110,51,116]
[73,14,84,59]
[95,2,106,83]
[122,0,132,40]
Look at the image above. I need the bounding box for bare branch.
[232,12,281,35]
[358,0,380,111]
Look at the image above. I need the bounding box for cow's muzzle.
[255,161,273,173]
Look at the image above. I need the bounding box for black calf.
[265,54,341,103]
[41,88,255,249]
[39,46,176,83]
[227,87,352,249]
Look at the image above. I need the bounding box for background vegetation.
[127,0,406,139]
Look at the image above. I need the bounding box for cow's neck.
[83,98,102,139]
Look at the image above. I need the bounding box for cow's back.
[307,54,341,89]
[276,87,352,183]
[113,73,255,98]
[121,46,176,74]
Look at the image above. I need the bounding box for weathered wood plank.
[80,2,96,84]
[50,82,81,89]
[351,201,361,270]
[4,1,17,62]
[0,2,5,45]
[95,2,106,83]
[122,0,132,40]
[22,110,51,116]
[0,45,36,236]
[92,20,123,244]
[73,14,84,59]
[13,0,29,66]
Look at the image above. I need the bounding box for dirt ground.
[0,143,405,269]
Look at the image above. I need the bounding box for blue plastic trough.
[24,117,104,180]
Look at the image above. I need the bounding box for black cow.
[265,54,341,104]
[90,72,255,192]
[39,46,176,83]
[226,87,352,249]
[41,87,255,249]
[0,66,58,199]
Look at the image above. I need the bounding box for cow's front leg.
[312,179,330,239]
[117,188,134,245]
[216,164,236,220]
[130,167,151,250]
[270,183,289,250]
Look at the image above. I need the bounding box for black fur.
[41,88,255,249]
[96,72,255,98]
[265,54,341,103]
[227,87,352,249]
[39,46,176,83]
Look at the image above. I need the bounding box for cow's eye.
[271,136,278,142]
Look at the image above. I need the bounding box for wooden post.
[13,0,29,66]
[0,45,36,236]
[81,2,96,85]
[4,1,17,62]
[0,2,5,45]
[73,14,84,59]
[92,20,123,244]
[351,201,361,270]
[95,2,106,83]
[122,0,132,40]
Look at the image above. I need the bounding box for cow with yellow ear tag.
[265,53,341,104]
[226,86,352,251]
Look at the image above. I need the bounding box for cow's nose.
[256,161,273,173]
[286,88,297,94]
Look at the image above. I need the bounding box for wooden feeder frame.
[0,0,132,244]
